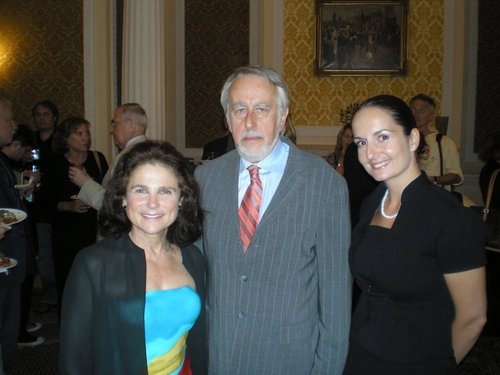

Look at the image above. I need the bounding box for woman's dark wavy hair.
[52,117,90,154]
[354,94,428,157]
[478,131,500,163]
[98,141,203,247]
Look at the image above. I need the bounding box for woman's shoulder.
[181,244,204,273]
[181,243,203,262]
[85,150,106,164]
[480,160,500,178]
[423,185,486,232]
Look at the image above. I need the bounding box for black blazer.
[60,235,207,375]
[201,134,235,160]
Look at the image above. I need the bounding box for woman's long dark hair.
[98,141,203,247]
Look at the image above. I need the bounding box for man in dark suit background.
[195,66,352,374]
[0,98,33,371]
[201,114,235,160]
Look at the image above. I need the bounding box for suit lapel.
[257,141,306,228]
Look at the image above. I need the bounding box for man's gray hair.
[409,94,436,113]
[220,66,290,125]
[120,103,148,130]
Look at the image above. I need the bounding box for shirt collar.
[240,139,288,174]
[125,135,144,149]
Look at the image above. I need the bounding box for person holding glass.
[45,117,108,315]
[344,95,487,374]
[59,141,206,375]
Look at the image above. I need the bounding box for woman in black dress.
[47,117,108,314]
[344,95,487,374]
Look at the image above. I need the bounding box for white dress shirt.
[238,139,289,219]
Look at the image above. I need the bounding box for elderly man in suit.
[195,66,352,374]
[70,103,148,210]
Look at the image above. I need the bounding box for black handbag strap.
[482,169,500,221]
[436,133,461,196]
[436,133,444,176]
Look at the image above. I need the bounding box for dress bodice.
[145,287,201,375]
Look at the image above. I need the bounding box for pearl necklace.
[380,189,398,219]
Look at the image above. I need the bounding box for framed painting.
[315,0,408,76]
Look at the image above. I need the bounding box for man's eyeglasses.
[110,119,127,127]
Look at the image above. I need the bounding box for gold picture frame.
[315,0,408,76]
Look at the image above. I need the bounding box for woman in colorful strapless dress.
[59,141,207,375]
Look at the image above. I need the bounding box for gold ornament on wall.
[340,102,359,126]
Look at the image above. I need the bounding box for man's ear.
[279,109,289,132]
[12,140,22,150]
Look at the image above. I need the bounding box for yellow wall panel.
[284,0,444,127]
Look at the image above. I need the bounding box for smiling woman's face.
[123,163,182,239]
[352,106,418,185]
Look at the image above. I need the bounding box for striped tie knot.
[249,165,260,179]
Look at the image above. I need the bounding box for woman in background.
[344,95,487,374]
[326,123,353,175]
[47,117,108,315]
[60,141,206,375]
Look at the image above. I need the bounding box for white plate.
[0,208,27,225]
[0,258,17,274]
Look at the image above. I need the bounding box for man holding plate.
[0,98,32,371]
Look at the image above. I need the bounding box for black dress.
[47,151,108,308]
[344,173,487,375]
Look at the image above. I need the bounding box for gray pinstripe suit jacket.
[195,137,352,375]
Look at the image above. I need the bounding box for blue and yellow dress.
[145,286,201,375]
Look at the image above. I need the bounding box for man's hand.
[58,200,90,213]
[69,166,92,187]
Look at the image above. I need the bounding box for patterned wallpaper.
[283,0,444,127]
[184,0,249,149]
[0,0,84,127]
[475,0,500,151]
